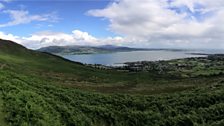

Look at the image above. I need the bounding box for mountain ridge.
[37,44,150,55]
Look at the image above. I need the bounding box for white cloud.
[0,31,20,42]
[1,0,224,49]
[88,0,224,49]
[72,30,98,43]
[0,30,124,49]
[0,10,59,27]
[2,0,13,2]
[0,3,4,10]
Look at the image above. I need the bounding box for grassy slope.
[0,96,7,126]
[0,39,224,125]
[0,40,196,94]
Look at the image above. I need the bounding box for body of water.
[61,50,214,66]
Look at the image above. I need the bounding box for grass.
[0,94,7,126]
[0,39,224,125]
[1,69,224,126]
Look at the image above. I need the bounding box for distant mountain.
[37,45,148,55]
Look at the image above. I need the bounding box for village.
[87,54,224,77]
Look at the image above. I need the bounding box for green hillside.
[0,39,224,126]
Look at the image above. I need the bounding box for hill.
[37,45,149,55]
[0,39,224,125]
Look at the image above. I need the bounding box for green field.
[0,39,224,126]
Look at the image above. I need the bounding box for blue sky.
[0,0,115,37]
[0,0,224,49]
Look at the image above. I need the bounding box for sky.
[0,0,224,49]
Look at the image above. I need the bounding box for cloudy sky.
[0,0,224,49]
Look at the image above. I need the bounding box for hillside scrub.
[0,39,224,125]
